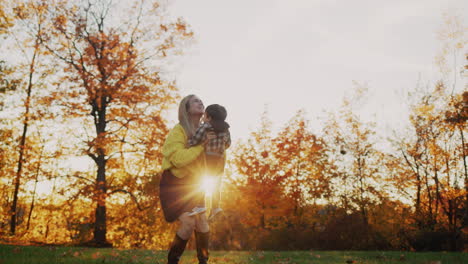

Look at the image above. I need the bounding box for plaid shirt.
[188,122,231,156]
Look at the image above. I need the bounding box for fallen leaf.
[92,252,101,259]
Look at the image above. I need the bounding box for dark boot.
[167,234,188,264]
[195,231,210,264]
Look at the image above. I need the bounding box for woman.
[159,94,210,264]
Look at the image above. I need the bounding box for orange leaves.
[176,21,187,31]
[175,22,186,32]
[53,14,67,31]
[40,0,187,115]
[12,3,30,20]
[0,5,14,33]
[228,110,334,231]
[91,251,101,259]
[175,18,193,37]
[414,104,436,121]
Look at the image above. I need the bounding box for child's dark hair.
[205,104,230,133]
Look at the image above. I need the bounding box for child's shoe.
[188,207,206,216]
[208,208,223,221]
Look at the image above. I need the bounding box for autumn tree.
[322,85,388,247]
[0,61,19,230]
[273,110,333,224]
[223,110,334,249]
[226,112,293,248]
[0,2,17,213]
[388,15,467,250]
[0,0,14,34]
[390,82,466,250]
[36,0,193,246]
[0,0,51,235]
[439,14,467,236]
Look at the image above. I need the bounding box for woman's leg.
[195,213,209,233]
[194,213,210,264]
[167,234,187,264]
[177,212,197,239]
[167,213,196,264]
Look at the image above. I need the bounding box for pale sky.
[166,0,467,140]
[6,0,467,196]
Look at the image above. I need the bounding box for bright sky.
[9,0,466,197]
[167,0,467,139]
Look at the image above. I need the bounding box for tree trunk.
[93,154,108,246]
[10,46,38,235]
[459,126,468,227]
[91,98,110,247]
[423,167,435,229]
[415,164,422,227]
[10,123,27,234]
[433,158,440,224]
[27,146,43,230]
[45,169,58,241]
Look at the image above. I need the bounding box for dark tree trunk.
[93,154,108,246]
[91,97,111,247]
[10,46,38,235]
[27,145,43,230]
[459,126,468,228]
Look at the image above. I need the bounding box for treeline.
[0,0,467,251]
[212,85,467,251]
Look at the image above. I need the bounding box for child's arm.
[188,123,210,146]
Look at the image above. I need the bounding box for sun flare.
[200,176,217,196]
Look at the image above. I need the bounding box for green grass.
[0,244,466,264]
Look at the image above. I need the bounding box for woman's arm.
[163,126,204,168]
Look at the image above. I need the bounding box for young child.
[187,104,231,220]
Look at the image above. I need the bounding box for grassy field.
[0,244,466,264]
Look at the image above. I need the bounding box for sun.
[200,176,217,196]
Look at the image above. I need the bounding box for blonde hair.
[178,94,197,138]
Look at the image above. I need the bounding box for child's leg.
[211,174,222,208]
[208,174,223,220]
[206,154,224,209]
[211,182,220,208]
[205,154,217,209]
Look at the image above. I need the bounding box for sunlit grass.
[0,244,467,264]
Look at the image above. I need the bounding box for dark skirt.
[159,170,205,223]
